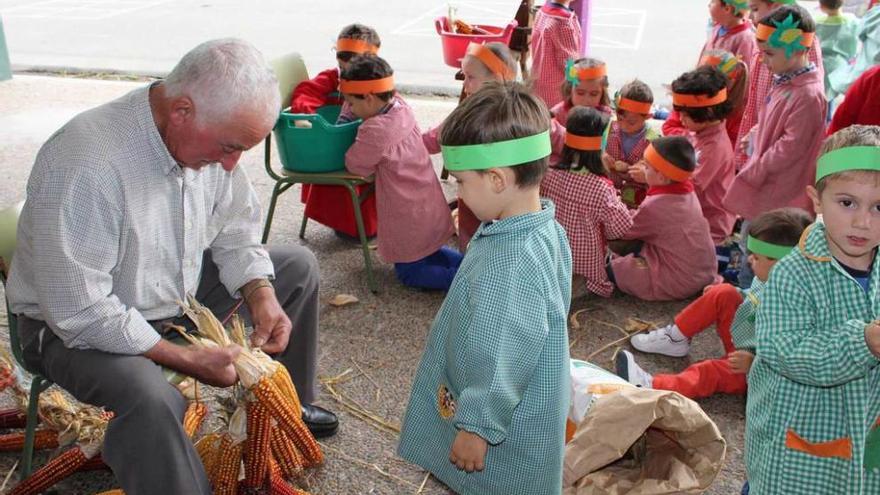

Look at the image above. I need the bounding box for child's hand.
[293,120,313,129]
[865,322,880,358]
[627,163,646,183]
[702,282,720,294]
[601,153,615,172]
[614,160,630,173]
[729,350,755,374]
[449,430,488,473]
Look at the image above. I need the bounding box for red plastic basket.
[434,16,517,68]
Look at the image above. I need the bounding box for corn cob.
[242,400,272,490]
[77,453,110,472]
[195,432,222,477]
[270,364,302,413]
[0,365,16,392]
[252,376,322,466]
[94,490,124,495]
[0,429,59,452]
[0,407,28,429]
[9,444,92,495]
[269,425,304,479]
[183,401,208,438]
[211,435,242,495]
[269,471,310,495]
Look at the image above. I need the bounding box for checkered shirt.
[729,277,765,352]
[398,200,572,494]
[745,222,880,494]
[540,169,632,297]
[6,85,274,355]
[530,5,581,108]
[605,122,658,207]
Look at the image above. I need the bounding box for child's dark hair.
[651,136,696,174]
[671,66,734,123]
[559,58,611,108]
[337,24,381,62]
[748,207,813,248]
[758,4,816,33]
[340,55,395,102]
[816,125,880,193]
[616,79,653,114]
[467,42,518,78]
[558,107,609,175]
[819,0,843,10]
[440,81,550,187]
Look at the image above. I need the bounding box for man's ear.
[806,184,822,216]
[168,96,196,127]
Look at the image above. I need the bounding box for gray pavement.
[0,74,747,494]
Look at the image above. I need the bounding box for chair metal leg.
[343,183,378,293]
[21,376,51,478]
[299,214,309,240]
[262,181,289,244]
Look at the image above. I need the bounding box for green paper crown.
[768,13,811,59]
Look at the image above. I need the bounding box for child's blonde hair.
[464,42,518,79]
[559,57,611,108]
[817,125,880,193]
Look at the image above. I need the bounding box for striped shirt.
[7,84,274,355]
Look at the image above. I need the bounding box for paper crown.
[565,59,607,86]
[672,88,728,108]
[756,14,815,59]
[616,97,652,115]
[700,53,740,79]
[338,76,395,94]
[747,236,794,260]
[645,144,692,182]
[815,146,880,183]
[441,130,551,171]
[465,43,515,81]
[722,0,749,12]
[336,38,379,54]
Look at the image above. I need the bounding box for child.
[423,42,521,254]
[724,5,826,287]
[828,65,880,133]
[551,57,612,127]
[398,82,572,494]
[604,79,658,208]
[290,23,380,240]
[815,0,860,101]
[615,207,812,399]
[827,3,880,99]
[664,50,750,147]
[341,56,460,290]
[734,0,824,170]
[671,65,738,246]
[540,107,632,299]
[609,137,719,301]
[745,125,880,494]
[700,0,758,71]
[530,0,582,108]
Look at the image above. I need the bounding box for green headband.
[441,130,552,171]
[816,146,880,183]
[722,0,748,12]
[747,236,794,260]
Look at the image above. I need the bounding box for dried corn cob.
[252,376,322,466]
[270,363,302,413]
[242,401,271,489]
[0,429,58,452]
[94,490,124,495]
[9,442,96,495]
[270,471,310,495]
[76,453,110,472]
[0,407,28,429]
[183,401,208,438]
[195,432,222,477]
[211,437,242,495]
[270,425,304,479]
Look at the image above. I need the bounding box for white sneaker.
[630,324,690,357]
[615,350,653,388]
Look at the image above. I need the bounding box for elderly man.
[6,38,336,493]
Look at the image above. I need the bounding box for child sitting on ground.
[609,137,719,301]
[604,79,659,208]
[700,0,758,70]
[815,0,860,101]
[423,42,557,254]
[290,23,380,240]
[724,4,826,288]
[745,125,880,494]
[551,57,613,127]
[341,56,459,290]
[615,207,812,399]
[540,107,632,299]
[398,81,572,494]
[663,50,749,147]
[530,0,581,108]
[671,65,738,247]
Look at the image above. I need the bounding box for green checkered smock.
[398,200,573,495]
[746,222,880,494]
[730,277,765,353]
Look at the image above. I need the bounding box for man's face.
[808,175,880,270]
[171,108,272,172]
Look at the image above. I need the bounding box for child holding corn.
[398,81,572,494]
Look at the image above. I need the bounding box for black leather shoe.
[302,404,339,438]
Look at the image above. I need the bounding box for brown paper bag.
[563,387,726,494]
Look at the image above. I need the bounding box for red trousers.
[301,184,378,238]
[652,283,748,399]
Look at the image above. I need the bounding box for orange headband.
[339,76,395,95]
[565,133,603,151]
[672,88,728,107]
[755,24,815,47]
[574,64,606,81]
[336,38,379,54]
[645,144,692,182]
[465,43,514,81]
[617,97,652,115]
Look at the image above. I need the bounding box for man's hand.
[144,339,240,387]
[449,430,488,473]
[728,350,755,374]
[865,321,880,359]
[244,281,292,355]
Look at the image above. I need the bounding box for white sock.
[667,323,687,342]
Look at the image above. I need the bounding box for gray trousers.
[18,244,320,495]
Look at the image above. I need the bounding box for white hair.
[164,38,280,128]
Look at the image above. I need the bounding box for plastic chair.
[263,53,378,293]
[0,201,52,478]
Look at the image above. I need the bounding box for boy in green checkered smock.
[398,82,573,494]
[745,125,880,494]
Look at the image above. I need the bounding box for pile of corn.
[179,296,321,494]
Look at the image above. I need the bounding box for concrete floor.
[0,75,746,494]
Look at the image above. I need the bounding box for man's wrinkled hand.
[247,287,292,355]
[189,345,241,387]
